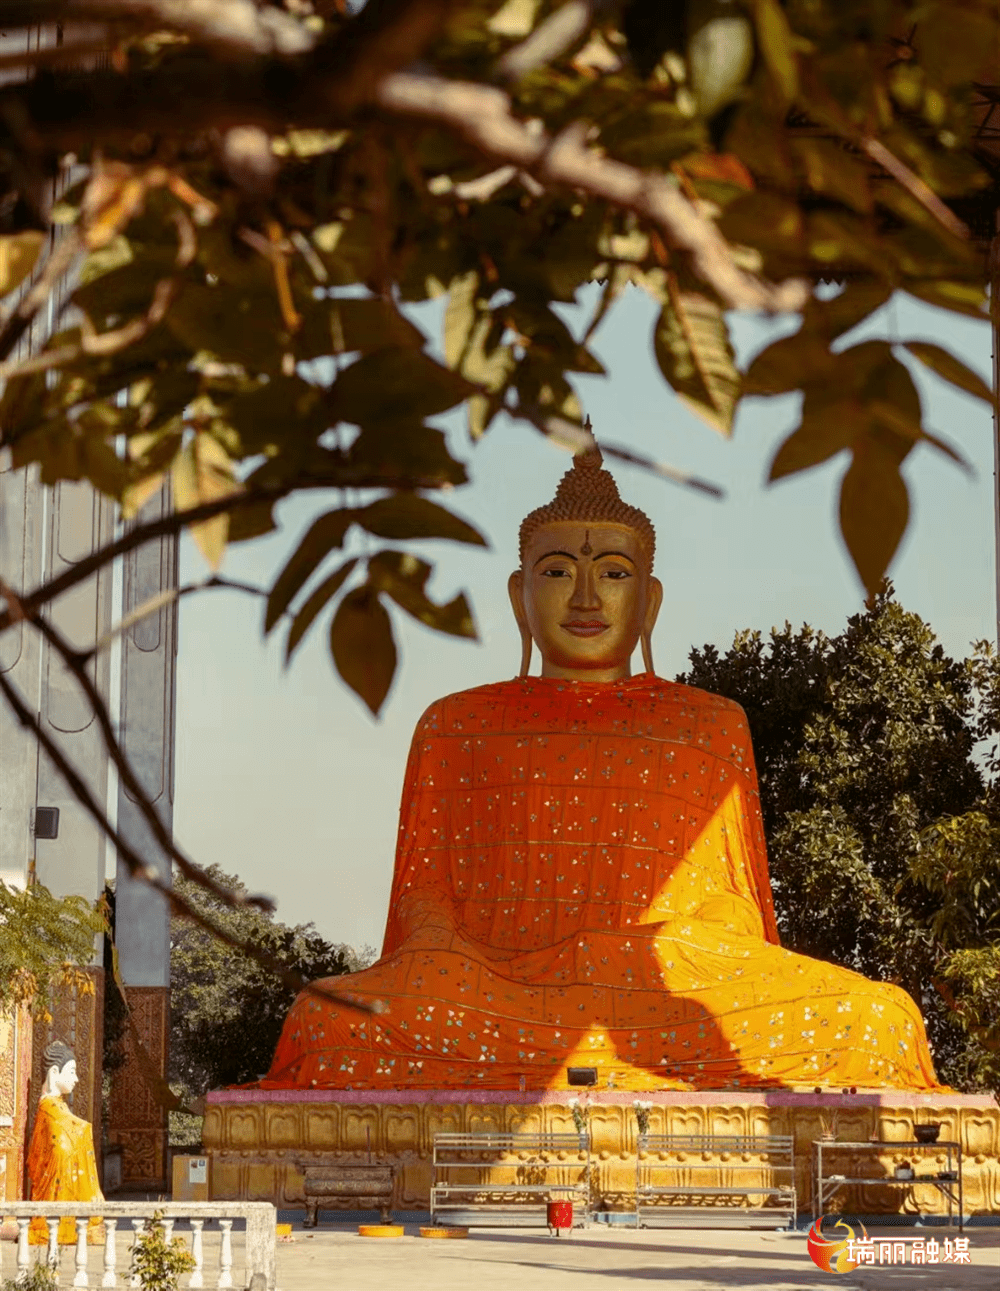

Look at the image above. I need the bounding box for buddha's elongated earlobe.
[641,576,662,676]
[641,630,654,675]
[508,569,533,678]
[518,627,532,678]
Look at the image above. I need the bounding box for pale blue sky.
[172,285,996,952]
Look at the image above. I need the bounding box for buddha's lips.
[562,620,609,637]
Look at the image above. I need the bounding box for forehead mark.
[580,529,592,556]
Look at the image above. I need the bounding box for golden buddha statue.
[259,448,942,1094]
[28,1040,104,1244]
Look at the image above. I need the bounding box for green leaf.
[166,282,285,372]
[653,284,740,435]
[743,330,836,395]
[807,211,886,272]
[357,494,486,546]
[751,0,799,105]
[790,137,872,214]
[902,342,994,406]
[803,281,893,341]
[466,391,504,441]
[769,398,859,481]
[718,191,805,258]
[903,280,988,319]
[285,557,359,663]
[227,377,329,454]
[368,549,477,639]
[329,347,478,424]
[839,438,910,597]
[507,299,605,375]
[920,429,972,475]
[444,270,480,368]
[228,498,279,544]
[265,509,356,633]
[324,297,425,357]
[0,231,45,297]
[171,433,241,569]
[330,586,397,716]
[349,421,468,489]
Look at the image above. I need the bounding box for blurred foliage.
[0,1,993,712]
[158,864,374,1118]
[130,1212,195,1291]
[680,588,1000,1093]
[0,880,105,1020]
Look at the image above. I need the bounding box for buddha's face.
[52,1060,77,1096]
[509,521,662,681]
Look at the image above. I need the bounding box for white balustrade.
[73,1219,88,1288]
[0,1202,276,1290]
[102,1220,117,1290]
[189,1218,204,1290]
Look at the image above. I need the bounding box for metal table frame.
[813,1140,964,1231]
[636,1133,797,1229]
[430,1131,590,1228]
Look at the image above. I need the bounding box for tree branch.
[0,230,82,365]
[0,0,317,57]
[0,460,459,638]
[0,207,195,382]
[0,596,374,1016]
[0,575,271,915]
[87,574,269,660]
[861,137,970,242]
[493,0,620,84]
[515,402,725,498]
[375,75,808,313]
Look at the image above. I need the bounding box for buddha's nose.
[569,564,600,609]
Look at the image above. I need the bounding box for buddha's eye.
[540,567,571,578]
[602,568,631,580]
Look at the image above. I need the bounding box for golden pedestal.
[203,1088,1000,1217]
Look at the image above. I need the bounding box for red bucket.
[546,1200,573,1235]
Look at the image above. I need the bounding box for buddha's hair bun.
[518,445,655,566]
[44,1039,75,1071]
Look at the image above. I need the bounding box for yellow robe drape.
[27,1094,103,1244]
[261,675,943,1093]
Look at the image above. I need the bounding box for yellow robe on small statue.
[27,1094,103,1245]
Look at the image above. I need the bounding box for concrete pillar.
[108,485,178,1192]
[31,480,115,1161]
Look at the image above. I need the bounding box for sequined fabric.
[27,1094,104,1244]
[260,675,942,1092]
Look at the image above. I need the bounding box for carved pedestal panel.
[28,970,104,1186]
[106,986,170,1191]
[0,1008,31,1201]
[203,1089,1000,1218]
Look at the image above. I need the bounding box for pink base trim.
[207,1087,998,1109]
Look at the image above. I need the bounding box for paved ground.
[278,1221,997,1291]
[20,1219,1000,1290]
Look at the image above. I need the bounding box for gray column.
[115,484,178,986]
[33,481,115,911]
[0,459,44,890]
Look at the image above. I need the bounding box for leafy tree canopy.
[164,863,371,1097]
[680,588,1000,1093]
[0,881,106,1019]
[0,1,995,715]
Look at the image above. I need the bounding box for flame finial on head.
[518,436,655,567]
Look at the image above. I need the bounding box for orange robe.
[262,675,942,1092]
[27,1094,103,1244]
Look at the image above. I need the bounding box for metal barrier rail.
[431,1132,590,1228]
[636,1133,797,1229]
[0,1202,276,1289]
